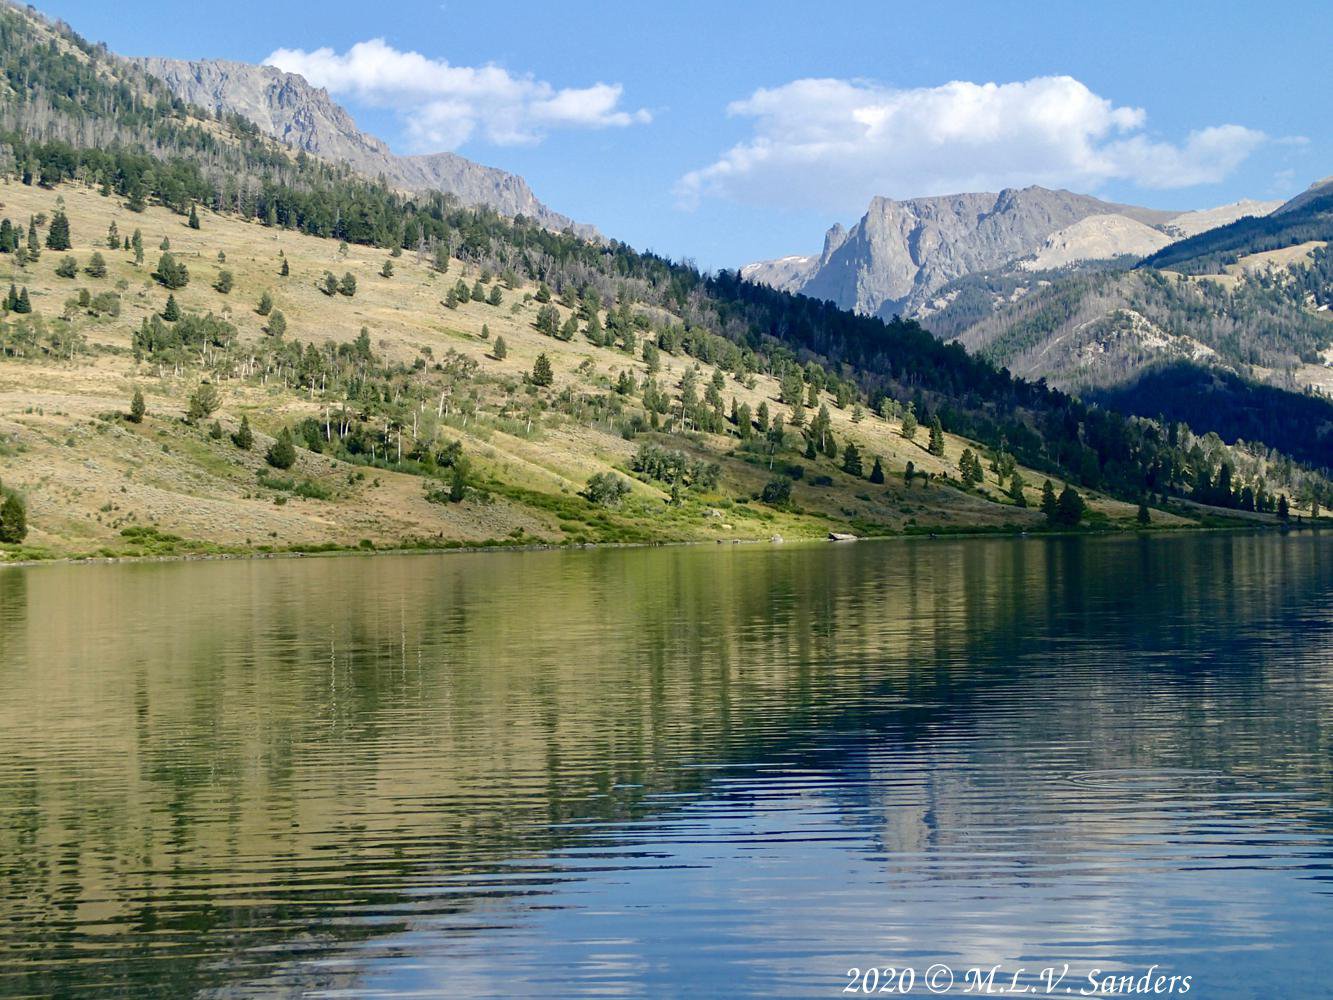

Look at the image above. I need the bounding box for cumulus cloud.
[265,39,651,150]
[676,76,1265,211]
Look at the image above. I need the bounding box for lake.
[1,534,1331,998]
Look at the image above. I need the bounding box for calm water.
[1,534,1331,998]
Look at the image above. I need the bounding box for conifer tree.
[869,456,885,484]
[26,218,40,259]
[0,490,27,544]
[86,252,107,278]
[188,204,200,229]
[381,259,394,278]
[55,256,77,278]
[45,210,71,250]
[900,404,917,441]
[1137,499,1151,525]
[128,388,146,424]
[1055,485,1085,527]
[266,427,296,469]
[280,258,290,277]
[531,352,554,387]
[487,285,502,306]
[339,273,356,296]
[267,310,286,337]
[214,270,233,294]
[320,271,338,296]
[257,291,273,316]
[14,287,31,314]
[842,441,863,477]
[185,382,220,424]
[1008,471,1027,506]
[233,415,254,450]
[1040,479,1058,520]
[492,335,507,360]
[162,294,180,321]
[107,221,119,249]
[928,416,945,456]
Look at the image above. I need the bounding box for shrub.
[586,472,632,507]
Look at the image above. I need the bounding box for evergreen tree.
[159,237,170,251]
[471,279,486,302]
[154,252,189,289]
[492,335,507,360]
[0,490,27,544]
[185,382,220,424]
[1040,480,1058,520]
[320,271,338,296]
[1008,471,1027,507]
[214,270,233,294]
[1137,499,1151,525]
[380,259,394,278]
[14,287,31,314]
[266,427,297,469]
[26,218,40,259]
[535,283,552,303]
[86,252,107,278]
[267,310,286,337]
[869,456,885,484]
[558,313,579,341]
[45,210,71,250]
[904,460,915,486]
[531,352,554,387]
[339,272,357,297]
[535,304,560,336]
[1277,494,1290,521]
[928,416,945,456]
[233,415,254,450]
[445,286,460,309]
[900,404,917,441]
[433,245,450,273]
[128,388,146,424]
[842,441,863,477]
[257,290,273,316]
[188,204,200,229]
[106,221,119,249]
[55,255,77,278]
[162,294,180,321]
[1054,485,1085,527]
[480,323,490,340]
[280,258,290,277]
[487,284,503,306]
[208,420,224,440]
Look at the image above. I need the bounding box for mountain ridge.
[134,56,596,237]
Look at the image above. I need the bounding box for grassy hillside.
[3,180,1201,561]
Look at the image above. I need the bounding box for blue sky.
[39,0,1330,269]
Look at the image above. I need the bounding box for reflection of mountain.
[1,537,1331,996]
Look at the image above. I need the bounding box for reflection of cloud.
[266,39,651,150]
[678,76,1265,212]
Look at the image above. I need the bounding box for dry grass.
[0,181,1192,559]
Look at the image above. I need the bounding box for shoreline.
[2,518,1319,572]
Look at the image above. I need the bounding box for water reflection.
[0,534,1330,997]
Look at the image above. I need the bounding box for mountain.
[0,0,1328,563]
[134,56,593,236]
[744,189,1282,318]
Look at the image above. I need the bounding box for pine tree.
[86,252,107,278]
[128,388,146,424]
[45,210,71,250]
[339,273,356,297]
[1137,499,1151,525]
[188,204,200,229]
[900,404,917,441]
[531,353,554,387]
[1055,485,1085,527]
[1041,480,1058,520]
[471,279,486,302]
[842,441,863,477]
[267,310,286,337]
[14,287,31,314]
[26,218,40,259]
[162,294,180,321]
[928,416,945,456]
[266,427,297,470]
[535,283,552,303]
[107,221,119,249]
[185,382,220,424]
[381,259,394,278]
[492,335,507,360]
[1277,494,1290,521]
[1008,471,1027,507]
[214,270,233,294]
[154,252,189,289]
[869,456,885,484]
[55,256,77,279]
[487,285,503,306]
[233,415,254,450]
[904,460,915,486]
[0,490,27,544]
[320,271,338,296]
[280,258,290,277]
[257,291,273,316]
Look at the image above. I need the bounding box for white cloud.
[676,76,1265,211]
[265,39,651,150]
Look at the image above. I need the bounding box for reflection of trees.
[0,534,1328,997]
